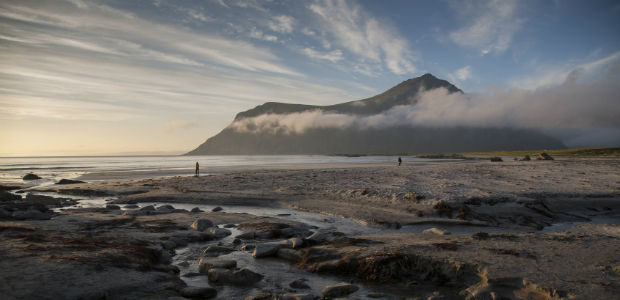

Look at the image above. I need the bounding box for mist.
[231,66,620,147]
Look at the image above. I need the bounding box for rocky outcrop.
[23,173,41,180]
[198,258,237,273]
[253,240,293,258]
[179,287,217,299]
[207,268,264,285]
[321,282,359,298]
[191,219,214,231]
[0,191,22,202]
[56,179,85,184]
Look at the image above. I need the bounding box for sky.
[1,0,619,156]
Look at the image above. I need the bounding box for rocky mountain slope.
[186,74,566,155]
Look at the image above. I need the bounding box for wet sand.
[2,156,620,299]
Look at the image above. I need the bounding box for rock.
[180,287,217,299]
[0,191,22,202]
[191,219,214,231]
[67,219,78,223]
[24,194,61,206]
[538,152,554,160]
[289,279,311,289]
[105,204,120,210]
[182,272,209,278]
[212,206,223,212]
[122,210,147,216]
[186,233,218,243]
[206,227,232,236]
[423,228,451,235]
[367,293,390,298]
[490,157,503,162]
[306,232,327,242]
[158,204,175,210]
[0,208,11,216]
[241,245,256,251]
[277,248,302,262]
[253,240,293,258]
[126,199,138,204]
[280,228,295,237]
[56,179,85,184]
[224,223,236,228]
[23,173,41,180]
[168,237,188,247]
[124,204,139,209]
[321,282,359,298]
[613,266,620,276]
[289,237,303,248]
[157,264,180,273]
[232,238,242,244]
[139,205,156,211]
[208,268,264,285]
[162,240,177,250]
[148,211,168,216]
[283,294,318,300]
[245,293,274,300]
[331,231,346,237]
[523,155,531,161]
[178,261,190,267]
[236,231,255,239]
[16,209,52,220]
[198,257,237,273]
[191,207,203,212]
[204,245,236,254]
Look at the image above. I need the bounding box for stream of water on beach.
[4,155,620,299]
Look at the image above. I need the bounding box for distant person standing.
[398,157,402,166]
[195,162,199,177]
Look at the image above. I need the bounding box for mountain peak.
[234,74,461,120]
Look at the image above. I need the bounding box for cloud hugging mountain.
[186,74,567,155]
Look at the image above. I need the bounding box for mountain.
[186,74,566,155]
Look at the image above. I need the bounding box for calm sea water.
[0,155,406,186]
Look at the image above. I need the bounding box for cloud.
[249,27,278,42]
[231,66,620,134]
[309,0,416,75]
[0,0,370,124]
[510,51,620,89]
[303,48,343,62]
[268,15,295,33]
[449,0,523,55]
[162,120,198,132]
[454,66,472,80]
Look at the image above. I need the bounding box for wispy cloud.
[0,0,367,124]
[268,15,295,33]
[454,66,472,80]
[303,48,343,62]
[161,120,198,132]
[509,51,620,89]
[308,0,417,75]
[449,0,523,55]
[249,27,278,42]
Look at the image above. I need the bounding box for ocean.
[0,155,409,187]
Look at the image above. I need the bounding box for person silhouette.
[398,157,402,166]
[195,162,199,177]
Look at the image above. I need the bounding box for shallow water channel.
[20,191,620,299]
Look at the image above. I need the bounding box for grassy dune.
[459,147,620,157]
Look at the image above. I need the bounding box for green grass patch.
[458,147,620,157]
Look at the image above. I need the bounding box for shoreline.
[2,157,620,299]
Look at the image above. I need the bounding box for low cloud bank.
[231,66,620,143]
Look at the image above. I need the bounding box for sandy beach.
[2,156,620,299]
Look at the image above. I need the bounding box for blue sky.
[1,0,619,156]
